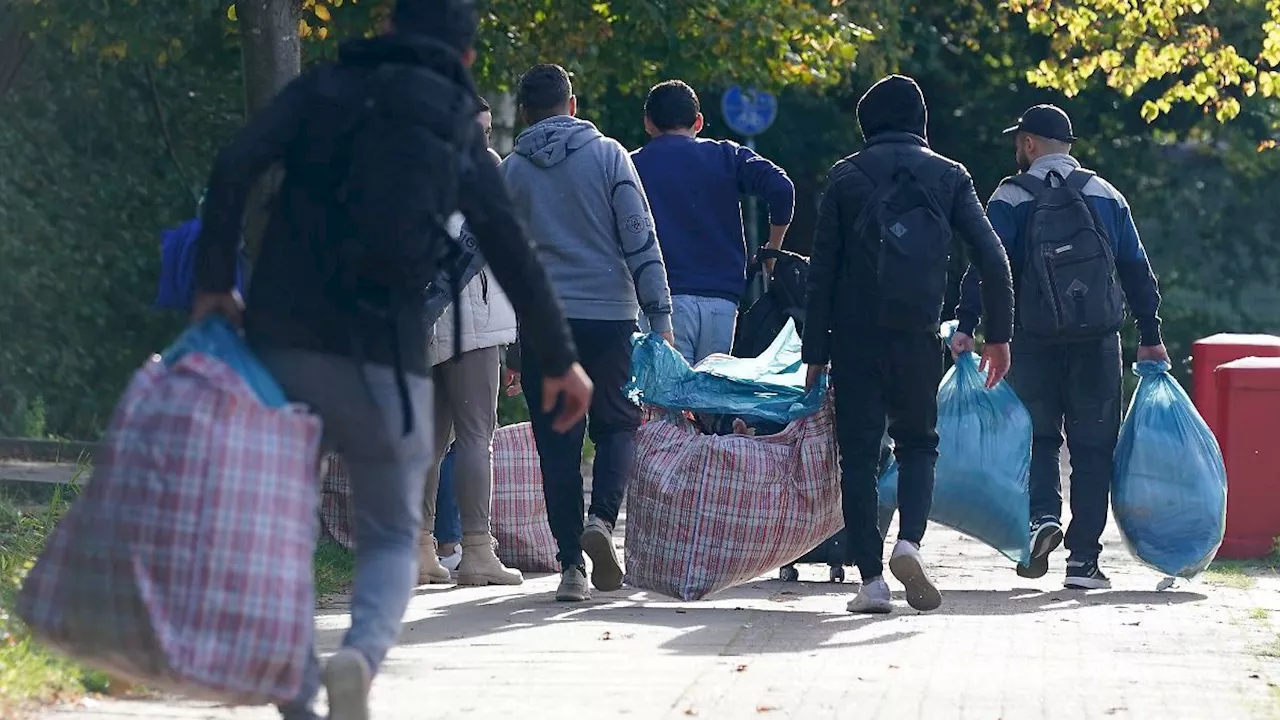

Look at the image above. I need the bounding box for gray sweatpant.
[255,347,433,720]
[423,345,501,537]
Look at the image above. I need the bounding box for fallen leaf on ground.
[735,664,749,672]
[600,631,612,640]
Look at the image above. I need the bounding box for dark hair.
[393,0,479,53]
[645,80,700,131]
[477,95,491,113]
[517,64,573,123]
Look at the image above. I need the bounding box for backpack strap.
[1005,172,1048,197]
[1064,168,1097,193]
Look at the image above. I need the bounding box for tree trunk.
[235,0,301,259]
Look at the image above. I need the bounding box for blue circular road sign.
[721,86,778,137]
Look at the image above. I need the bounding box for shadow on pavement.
[316,583,917,657]
[926,587,1208,616]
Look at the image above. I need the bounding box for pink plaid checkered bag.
[491,422,558,573]
[17,350,322,705]
[624,403,842,600]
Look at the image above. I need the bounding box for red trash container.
[1192,334,1280,440]
[1215,356,1280,559]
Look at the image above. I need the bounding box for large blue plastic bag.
[625,319,826,425]
[161,317,287,408]
[1112,360,1227,578]
[877,351,1033,565]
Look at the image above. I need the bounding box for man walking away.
[500,63,674,602]
[191,3,591,718]
[803,74,1015,615]
[952,104,1168,590]
[631,80,795,365]
[417,97,524,587]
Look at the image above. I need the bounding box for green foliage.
[1008,0,1280,124]
[472,0,886,95]
[0,493,109,715]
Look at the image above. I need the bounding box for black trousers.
[830,327,943,580]
[1007,333,1122,561]
[521,319,641,570]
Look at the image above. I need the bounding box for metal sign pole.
[744,135,764,304]
[721,86,778,310]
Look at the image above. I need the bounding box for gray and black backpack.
[1005,169,1125,341]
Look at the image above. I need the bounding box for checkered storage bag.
[624,403,842,601]
[17,351,322,705]
[491,422,559,573]
[320,453,355,549]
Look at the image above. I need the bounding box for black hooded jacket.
[194,34,577,378]
[802,75,1015,365]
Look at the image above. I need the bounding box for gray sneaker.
[581,515,624,591]
[846,577,893,614]
[323,648,371,720]
[556,565,590,602]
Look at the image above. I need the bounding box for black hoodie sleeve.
[457,127,577,377]
[947,166,1014,344]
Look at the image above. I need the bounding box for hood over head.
[338,33,476,94]
[856,74,928,141]
[512,115,603,168]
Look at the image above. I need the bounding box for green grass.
[314,540,355,598]
[0,492,110,717]
[1204,540,1280,590]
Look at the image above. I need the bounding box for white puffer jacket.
[427,215,518,366]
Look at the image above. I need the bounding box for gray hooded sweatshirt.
[500,116,673,332]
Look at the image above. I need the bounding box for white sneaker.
[438,544,462,574]
[888,540,942,612]
[323,648,371,720]
[846,577,893,614]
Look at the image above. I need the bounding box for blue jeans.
[434,448,461,544]
[256,347,433,720]
[672,294,738,366]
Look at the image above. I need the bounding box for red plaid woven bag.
[320,453,355,549]
[491,423,558,573]
[17,351,322,705]
[624,403,842,600]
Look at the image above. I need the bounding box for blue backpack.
[154,216,248,311]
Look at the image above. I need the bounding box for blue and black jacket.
[955,153,1163,346]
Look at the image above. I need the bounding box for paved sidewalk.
[44,521,1280,720]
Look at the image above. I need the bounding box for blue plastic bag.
[162,317,288,408]
[1112,360,1227,578]
[878,346,1033,565]
[625,319,826,425]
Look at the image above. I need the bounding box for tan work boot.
[456,533,524,586]
[417,533,452,585]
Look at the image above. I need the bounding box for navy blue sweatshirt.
[631,135,795,303]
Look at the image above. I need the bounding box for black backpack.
[312,62,479,432]
[1005,169,1124,341]
[855,162,954,330]
[733,248,810,359]
[330,63,477,304]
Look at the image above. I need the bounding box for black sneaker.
[1064,558,1111,590]
[1016,516,1063,579]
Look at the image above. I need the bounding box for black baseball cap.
[1002,104,1077,143]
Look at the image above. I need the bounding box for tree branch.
[0,1,34,101]
[144,62,198,204]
